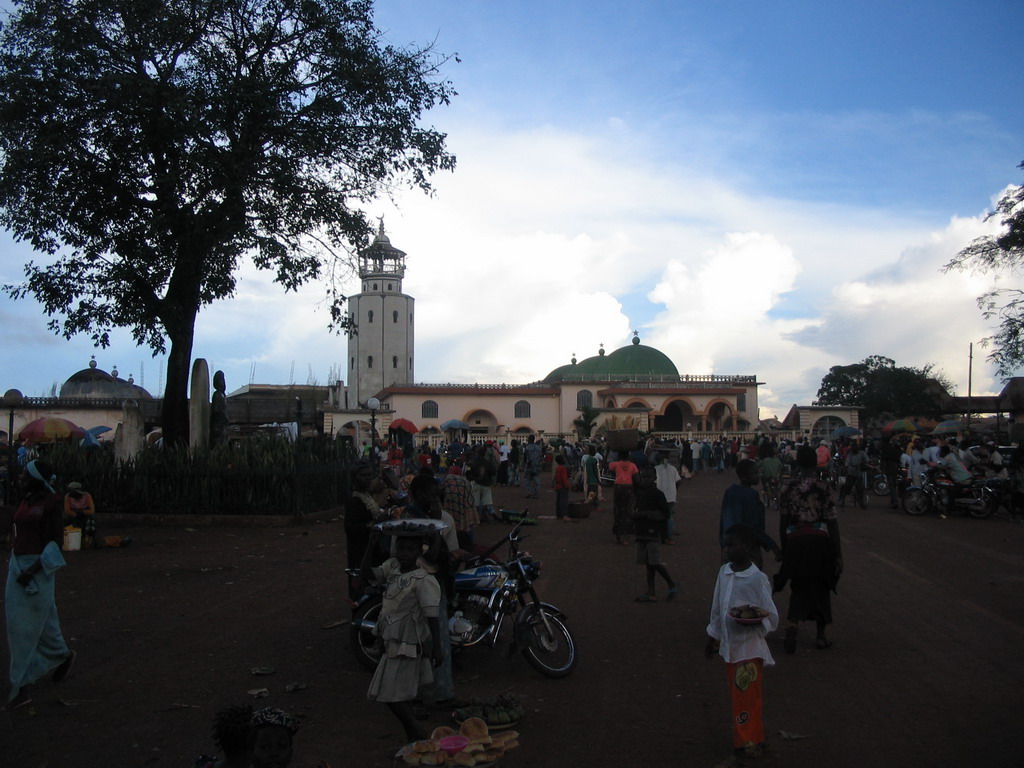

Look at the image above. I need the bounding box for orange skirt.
[726,659,765,748]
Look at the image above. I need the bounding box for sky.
[1,0,1022,419]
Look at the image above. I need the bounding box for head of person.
[588,445,596,456]
[638,465,656,488]
[795,444,817,472]
[247,708,298,768]
[211,704,253,766]
[350,461,374,492]
[555,453,565,465]
[393,535,425,568]
[736,458,759,486]
[940,444,951,458]
[723,523,757,568]
[409,474,439,509]
[23,458,57,496]
[617,450,629,462]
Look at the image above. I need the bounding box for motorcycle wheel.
[350,597,383,671]
[968,488,998,519]
[872,474,889,496]
[902,488,930,516]
[520,608,577,678]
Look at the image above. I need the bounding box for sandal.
[784,626,797,655]
[635,594,657,603]
[815,637,834,650]
[666,587,679,601]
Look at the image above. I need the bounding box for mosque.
[322,224,770,443]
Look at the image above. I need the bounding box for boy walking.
[632,466,678,602]
[705,524,779,758]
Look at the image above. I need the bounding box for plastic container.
[438,735,469,755]
[63,527,82,552]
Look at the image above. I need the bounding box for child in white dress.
[362,531,442,741]
[705,523,779,758]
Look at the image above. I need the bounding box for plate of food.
[729,605,768,624]
[375,518,449,536]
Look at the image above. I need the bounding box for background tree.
[572,404,600,439]
[0,0,456,444]
[814,355,952,425]
[945,162,1024,378]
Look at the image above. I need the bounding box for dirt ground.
[2,468,1023,768]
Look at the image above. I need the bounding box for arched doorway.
[811,416,845,440]
[655,399,696,431]
[706,402,734,432]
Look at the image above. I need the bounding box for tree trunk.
[160,320,197,446]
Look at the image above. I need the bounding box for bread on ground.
[430,725,457,740]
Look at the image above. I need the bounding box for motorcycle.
[901,469,999,519]
[349,517,578,678]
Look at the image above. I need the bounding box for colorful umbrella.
[830,425,862,439]
[440,418,470,431]
[388,418,419,433]
[931,419,966,435]
[882,418,922,434]
[18,417,85,444]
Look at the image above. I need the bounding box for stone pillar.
[190,358,211,452]
[115,399,144,465]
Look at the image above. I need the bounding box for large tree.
[0,0,456,443]
[814,355,951,425]
[945,162,1024,378]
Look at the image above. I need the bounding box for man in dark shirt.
[719,459,780,568]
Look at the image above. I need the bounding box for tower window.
[422,400,439,418]
[392,355,398,369]
[373,283,378,291]
[393,310,398,323]
[350,357,354,368]
[388,283,393,290]
[368,356,373,369]
[367,310,374,323]
[514,400,531,418]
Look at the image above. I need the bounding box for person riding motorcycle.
[932,444,973,515]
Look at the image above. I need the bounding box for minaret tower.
[346,220,415,407]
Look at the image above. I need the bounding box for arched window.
[514,400,531,418]
[393,310,398,323]
[422,400,439,418]
[387,283,393,290]
[367,310,374,323]
[367,356,373,369]
[372,282,378,290]
[576,390,593,409]
[811,415,844,439]
[392,355,398,369]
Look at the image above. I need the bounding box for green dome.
[605,341,678,377]
[543,336,678,382]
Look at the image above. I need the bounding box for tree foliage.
[813,355,952,425]
[945,162,1024,378]
[572,404,600,439]
[0,0,456,443]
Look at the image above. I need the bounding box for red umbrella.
[18,417,86,444]
[388,418,419,434]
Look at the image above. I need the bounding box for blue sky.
[1,0,1022,418]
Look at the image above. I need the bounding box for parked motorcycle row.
[349,517,578,679]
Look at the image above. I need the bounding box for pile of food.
[376,518,448,535]
[395,718,519,766]
[453,694,524,727]
[729,605,769,624]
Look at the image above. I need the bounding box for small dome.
[61,361,153,400]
